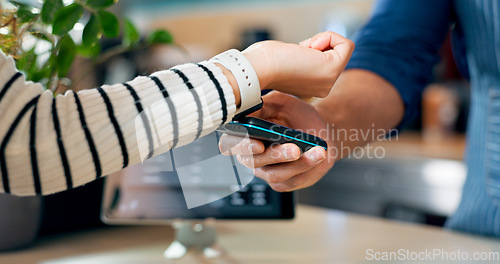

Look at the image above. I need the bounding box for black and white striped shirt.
[0,50,236,196]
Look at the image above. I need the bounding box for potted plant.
[1,0,173,92]
[0,0,173,251]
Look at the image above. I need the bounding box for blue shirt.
[346,0,500,237]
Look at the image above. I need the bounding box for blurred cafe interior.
[1,0,498,263]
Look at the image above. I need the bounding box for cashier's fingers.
[218,134,265,156]
[253,146,326,184]
[235,143,301,169]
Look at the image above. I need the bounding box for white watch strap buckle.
[210,49,261,115]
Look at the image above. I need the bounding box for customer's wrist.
[242,46,273,90]
[215,63,241,107]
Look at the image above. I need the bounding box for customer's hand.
[243,31,354,98]
[219,92,337,192]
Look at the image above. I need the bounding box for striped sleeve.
[0,50,236,196]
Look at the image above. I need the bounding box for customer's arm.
[0,35,353,196]
[0,52,239,196]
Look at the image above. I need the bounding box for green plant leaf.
[123,19,139,47]
[30,30,55,46]
[22,48,41,82]
[16,47,36,74]
[57,35,76,77]
[52,3,84,36]
[26,54,39,80]
[86,0,116,9]
[34,54,56,84]
[41,0,63,24]
[82,14,101,47]
[98,10,119,38]
[16,6,35,23]
[31,66,49,83]
[77,43,101,58]
[147,29,173,45]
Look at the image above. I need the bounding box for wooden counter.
[0,205,498,263]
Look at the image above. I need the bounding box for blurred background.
[1,0,469,251]
[113,0,469,227]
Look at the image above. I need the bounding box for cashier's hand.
[219,92,337,192]
[243,31,354,98]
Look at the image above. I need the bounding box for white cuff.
[210,49,261,115]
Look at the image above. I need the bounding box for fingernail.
[306,148,325,163]
[283,146,299,160]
